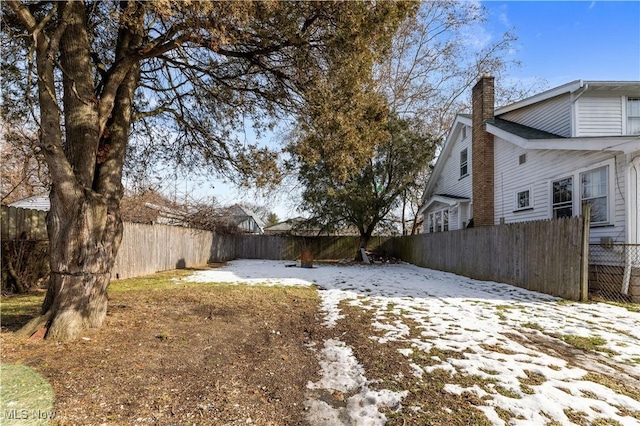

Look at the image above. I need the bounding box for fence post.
[580,203,591,302]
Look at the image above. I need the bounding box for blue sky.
[482,1,640,87]
[187,1,640,219]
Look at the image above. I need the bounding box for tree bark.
[14,1,139,341]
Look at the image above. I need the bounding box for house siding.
[422,124,473,232]
[499,94,572,137]
[576,94,623,136]
[494,137,628,243]
[433,127,473,201]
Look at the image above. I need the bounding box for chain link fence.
[589,244,640,303]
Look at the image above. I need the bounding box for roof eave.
[418,195,471,216]
[495,80,584,115]
[487,123,640,153]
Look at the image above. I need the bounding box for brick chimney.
[471,73,495,227]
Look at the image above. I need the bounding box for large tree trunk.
[18,190,123,341]
[13,1,140,341]
[354,230,373,261]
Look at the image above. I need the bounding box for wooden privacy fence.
[2,205,589,301]
[112,223,236,279]
[381,217,587,301]
[1,205,48,240]
[2,205,383,281]
[235,235,388,261]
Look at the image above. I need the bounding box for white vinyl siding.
[493,137,627,243]
[499,94,572,137]
[433,126,472,199]
[575,94,623,136]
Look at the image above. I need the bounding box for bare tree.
[0,124,49,203]
[374,1,547,228]
[2,1,412,341]
[375,1,544,140]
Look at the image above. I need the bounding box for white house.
[421,76,640,248]
[227,204,265,234]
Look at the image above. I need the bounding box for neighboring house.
[263,217,326,236]
[8,194,190,226]
[7,195,50,211]
[227,204,265,234]
[141,202,188,226]
[420,75,639,248]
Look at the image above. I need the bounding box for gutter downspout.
[622,155,640,294]
[571,81,589,136]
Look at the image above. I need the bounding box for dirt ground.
[1,270,331,425]
[2,265,639,426]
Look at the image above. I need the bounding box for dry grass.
[1,268,326,425]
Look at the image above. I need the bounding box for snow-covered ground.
[185,259,640,426]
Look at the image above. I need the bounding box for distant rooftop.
[7,195,50,211]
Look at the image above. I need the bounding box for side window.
[460,148,468,178]
[515,189,531,210]
[580,166,608,224]
[552,177,573,219]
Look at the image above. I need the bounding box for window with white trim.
[580,166,608,224]
[550,163,612,225]
[427,209,450,233]
[514,188,531,211]
[460,148,468,178]
[552,176,573,219]
[628,98,640,135]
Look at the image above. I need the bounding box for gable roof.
[495,80,640,115]
[421,79,640,205]
[228,204,266,232]
[421,114,471,202]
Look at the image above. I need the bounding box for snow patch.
[305,339,407,425]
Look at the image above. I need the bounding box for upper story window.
[460,148,468,178]
[628,98,640,135]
